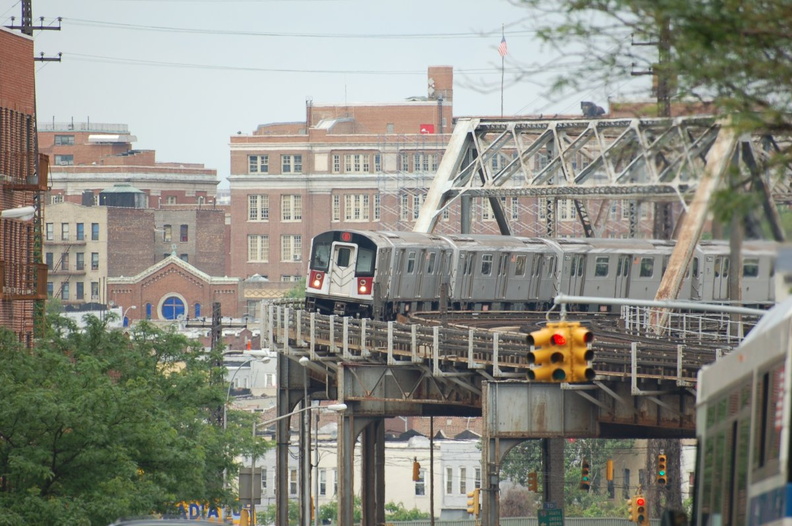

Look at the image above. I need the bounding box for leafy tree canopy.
[518,0,792,130]
[0,314,257,526]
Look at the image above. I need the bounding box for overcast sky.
[3,0,645,186]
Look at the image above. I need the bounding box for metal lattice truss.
[415,116,792,239]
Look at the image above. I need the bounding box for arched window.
[162,296,185,320]
[194,303,201,318]
[146,303,152,320]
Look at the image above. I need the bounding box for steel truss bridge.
[265,116,791,526]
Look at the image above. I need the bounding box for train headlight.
[310,271,324,289]
[357,278,370,295]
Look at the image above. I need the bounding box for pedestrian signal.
[527,322,571,382]
[527,471,538,492]
[569,321,595,382]
[466,488,480,516]
[657,454,668,485]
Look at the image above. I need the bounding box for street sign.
[538,508,564,526]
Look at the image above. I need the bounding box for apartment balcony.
[0,261,48,300]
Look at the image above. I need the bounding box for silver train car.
[304,230,778,320]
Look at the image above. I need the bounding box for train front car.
[305,230,379,318]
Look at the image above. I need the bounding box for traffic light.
[527,471,538,492]
[412,459,421,481]
[579,458,591,491]
[527,321,570,382]
[628,496,636,522]
[466,488,480,516]
[569,321,595,382]
[634,496,647,525]
[657,454,668,485]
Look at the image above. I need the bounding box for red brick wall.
[0,30,34,114]
[108,208,157,277]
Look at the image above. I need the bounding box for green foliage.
[258,498,427,525]
[384,501,431,521]
[285,278,307,299]
[0,314,255,526]
[501,438,635,517]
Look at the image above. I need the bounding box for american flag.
[498,35,508,57]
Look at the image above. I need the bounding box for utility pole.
[6,0,62,52]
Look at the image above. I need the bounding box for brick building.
[38,122,219,207]
[228,66,455,298]
[0,27,48,346]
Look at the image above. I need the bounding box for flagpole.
[501,54,504,117]
[499,24,505,117]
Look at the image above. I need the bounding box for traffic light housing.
[657,454,668,485]
[527,322,570,382]
[527,471,538,492]
[634,496,647,525]
[569,321,595,382]
[412,460,421,481]
[579,458,591,491]
[466,488,480,516]
[628,496,636,522]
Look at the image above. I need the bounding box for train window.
[575,256,584,277]
[514,255,526,276]
[426,253,436,274]
[407,252,416,274]
[481,254,493,276]
[312,244,331,270]
[639,257,654,278]
[356,248,375,275]
[595,256,609,277]
[693,257,699,278]
[547,256,556,277]
[743,258,759,278]
[336,247,351,268]
[464,254,474,275]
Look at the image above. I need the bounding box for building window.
[332,155,341,173]
[400,194,409,221]
[415,469,425,496]
[413,194,423,220]
[475,468,481,489]
[180,224,188,242]
[248,155,269,174]
[281,235,302,262]
[45,252,53,270]
[45,223,54,241]
[91,253,99,271]
[90,281,99,300]
[61,282,70,300]
[460,467,467,494]
[319,469,327,496]
[482,199,494,222]
[248,235,269,262]
[54,154,74,166]
[47,281,53,297]
[163,224,172,242]
[54,134,74,145]
[146,303,152,320]
[76,252,85,271]
[60,253,69,271]
[76,223,84,240]
[399,152,409,172]
[92,194,99,206]
[75,281,84,300]
[344,194,370,221]
[332,195,341,222]
[91,223,99,241]
[374,194,380,221]
[289,469,298,496]
[61,223,69,241]
[194,303,201,318]
[343,154,370,173]
[166,196,177,205]
[374,153,382,172]
[281,195,302,221]
[281,154,302,174]
[161,296,185,320]
[248,195,269,221]
[50,194,63,204]
[446,467,453,495]
[261,467,267,491]
[180,254,188,262]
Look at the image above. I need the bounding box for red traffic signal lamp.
[527,471,538,492]
[569,322,595,382]
[527,322,570,382]
[635,496,647,525]
[579,458,591,491]
[657,454,668,485]
[466,488,480,516]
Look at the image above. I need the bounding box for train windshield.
[357,248,375,275]
[311,242,331,271]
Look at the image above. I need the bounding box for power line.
[64,17,538,40]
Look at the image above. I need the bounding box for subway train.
[304,230,778,320]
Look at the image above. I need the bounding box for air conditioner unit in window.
[293,255,301,261]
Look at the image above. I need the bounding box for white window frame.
[248,194,270,221]
[281,195,302,221]
[332,194,341,222]
[248,154,269,174]
[344,194,370,221]
[281,235,302,262]
[248,235,269,262]
[281,154,303,174]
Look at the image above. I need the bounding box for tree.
[0,314,255,525]
[517,0,792,131]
